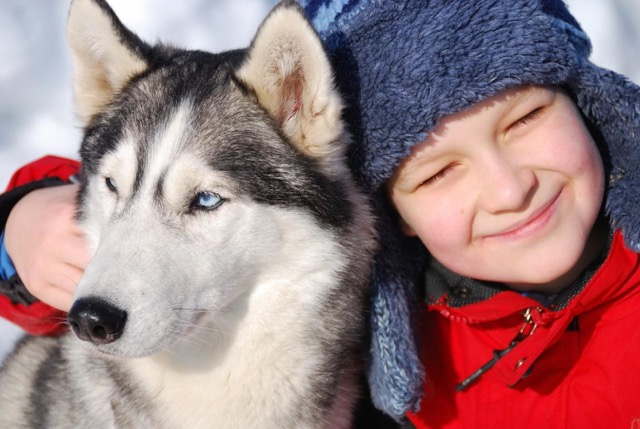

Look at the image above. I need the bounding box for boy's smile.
[481,187,561,241]
[389,86,606,293]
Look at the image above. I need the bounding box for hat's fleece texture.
[301,0,640,420]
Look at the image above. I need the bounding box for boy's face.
[389,86,605,293]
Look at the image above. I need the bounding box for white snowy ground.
[1,0,639,360]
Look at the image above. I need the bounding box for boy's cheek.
[391,184,473,254]
[414,215,461,251]
[388,186,418,237]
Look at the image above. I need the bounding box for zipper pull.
[456,308,538,391]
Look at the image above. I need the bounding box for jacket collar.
[427,230,640,387]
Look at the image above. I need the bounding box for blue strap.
[0,230,17,281]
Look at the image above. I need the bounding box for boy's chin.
[502,254,593,295]
[450,249,590,295]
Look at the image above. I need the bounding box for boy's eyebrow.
[497,86,548,111]
[394,142,442,185]
[505,87,539,106]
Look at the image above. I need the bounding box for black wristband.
[0,177,67,231]
[0,274,37,306]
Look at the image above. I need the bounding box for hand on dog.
[5,184,90,312]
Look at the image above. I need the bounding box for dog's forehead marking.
[141,100,194,196]
[100,137,137,201]
[99,100,196,208]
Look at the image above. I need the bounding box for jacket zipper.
[456,307,540,391]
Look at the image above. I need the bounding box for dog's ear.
[67,0,150,124]
[236,1,346,165]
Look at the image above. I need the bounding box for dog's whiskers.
[173,320,226,336]
[171,307,242,318]
[167,328,216,352]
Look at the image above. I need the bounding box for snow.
[1,1,639,359]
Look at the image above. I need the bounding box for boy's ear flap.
[236,1,346,166]
[67,0,150,124]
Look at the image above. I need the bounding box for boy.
[3,0,640,427]
[300,1,640,427]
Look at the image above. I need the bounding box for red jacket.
[0,156,80,335]
[408,231,640,428]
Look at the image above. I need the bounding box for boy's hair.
[302,0,640,420]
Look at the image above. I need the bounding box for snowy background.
[1,0,639,359]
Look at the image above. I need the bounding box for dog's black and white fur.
[0,1,376,427]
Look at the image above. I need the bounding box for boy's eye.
[420,165,455,187]
[510,107,545,130]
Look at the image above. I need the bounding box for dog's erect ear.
[67,0,149,124]
[236,1,346,165]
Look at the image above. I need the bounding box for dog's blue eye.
[193,192,223,211]
[105,177,117,192]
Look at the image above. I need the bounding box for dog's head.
[66,0,370,358]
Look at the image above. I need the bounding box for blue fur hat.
[301,0,640,420]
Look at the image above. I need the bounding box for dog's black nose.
[68,298,128,345]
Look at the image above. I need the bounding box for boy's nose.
[478,156,536,213]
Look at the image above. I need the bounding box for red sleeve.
[1,155,81,336]
[5,155,81,191]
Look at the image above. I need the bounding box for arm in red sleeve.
[0,156,81,336]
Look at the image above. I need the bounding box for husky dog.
[0,0,376,427]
